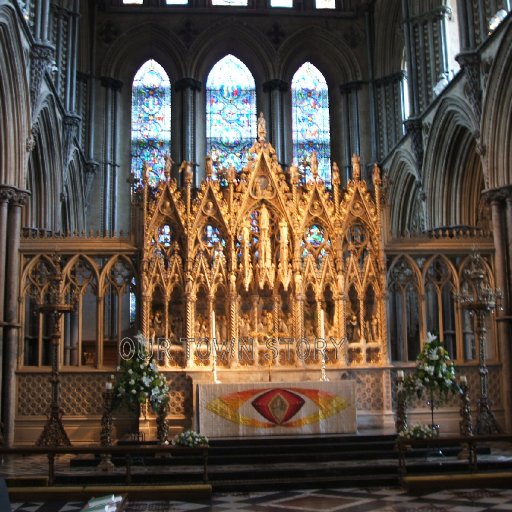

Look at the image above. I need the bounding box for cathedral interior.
[1,0,512,452]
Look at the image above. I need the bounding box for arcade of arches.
[1,0,512,446]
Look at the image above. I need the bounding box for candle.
[211,309,216,341]
[319,308,325,340]
[397,370,405,380]
[105,381,112,390]
[459,375,467,385]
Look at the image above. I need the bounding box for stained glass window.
[206,55,256,176]
[302,224,330,265]
[158,225,172,246]
[291,62,331,185]
[130,278,137,326]
[305,225,324,247]
[203,225,225,247]
[131,60,171,185]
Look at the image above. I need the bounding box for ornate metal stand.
[458,377,476,465]
[156,402,169,445]
[36,256,73,447]
[395,372,408,434]
[456,253,502,435]
[98,387,115,471]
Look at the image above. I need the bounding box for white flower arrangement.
[398,424,438,440]
[403,332,457,401]
[112,335,169,413]
[171,430,209,448]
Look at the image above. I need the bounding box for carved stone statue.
[347,314,361,342]
[205,155,214,179]
[310,152,319,179]
[289,163,299,184]
[332,161,340,185]
[259,204,272,268]
[164,154,174,179]
[371,315,379,342]
[352,154,361,180]
[151,309,164,339]
[257,112,267,142]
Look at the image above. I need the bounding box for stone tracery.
[140,131,387,370]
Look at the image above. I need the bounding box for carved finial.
[164,154,174,180]
[332,162,340,185]
[372,163,381,187]
[289,162,299,184]
[205,155,214,179]
[352,154,361,180]
[310,152,318,179]
[257,112,267,143]
[142,161,150,184]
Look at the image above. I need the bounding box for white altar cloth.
[197,381,356,437]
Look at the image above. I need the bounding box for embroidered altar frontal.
[197,381,356,437]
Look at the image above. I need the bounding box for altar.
[197,381,356,437]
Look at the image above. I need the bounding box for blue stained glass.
[203,225,226,248]
[131,60,171,185]
[302,224,331,264]
[206,55,256,176]
[158,225,172,246]
[305,225,325,247]
[291,62,331,185]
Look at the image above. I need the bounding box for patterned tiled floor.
[10,487,512,512]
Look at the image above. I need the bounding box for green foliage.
[403,332,458,403]
[171,430,209,448]
[112,334,169,413]
[398,424,438,439]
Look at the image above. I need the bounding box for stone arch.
[481,18,512,188]
[423,96,481,228]
[65,149,87,232]
[279,28,361,85]
[373,0,404,78]
[100,23,186,81]
[0,4,30,187]
[385,149,424,237]
[190,24,274,84]
[25,99,64,231]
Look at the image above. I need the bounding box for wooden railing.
[396,434,512,475]
[0,445,208,485]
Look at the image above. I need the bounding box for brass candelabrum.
[98,385,115,471]
[36,255,74,447]
[455,252,502,435]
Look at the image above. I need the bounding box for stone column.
[100,77,123,234]
[484,186,512,432]
[0,186,15,421]
[262,79,288,163]
[2,189,29,446]
[174,78,201,182]
[339,82,363,182]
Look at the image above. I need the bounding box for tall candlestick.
[320,308,328,381]
[211,309,219,383]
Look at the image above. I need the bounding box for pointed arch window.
[131,59,171,185]
[291,62,331,185]
[206,54,256,176]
